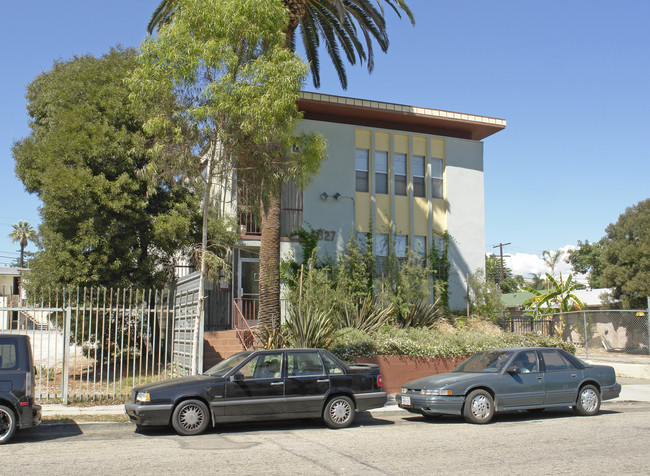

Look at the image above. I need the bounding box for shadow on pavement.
[133,411,394,438]
[8,422,84,443]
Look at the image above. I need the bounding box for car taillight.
[377,375,382,388]
[26,371,33,398]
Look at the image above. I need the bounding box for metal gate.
[0,285,198,403]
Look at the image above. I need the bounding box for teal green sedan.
[395,347,621,424]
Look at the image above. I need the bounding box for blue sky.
[1,1,649,278]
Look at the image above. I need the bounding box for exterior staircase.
[203,330,253,369]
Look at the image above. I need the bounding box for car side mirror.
[230,372,244,382]
[507,366,522,375]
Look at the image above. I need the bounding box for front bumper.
[395,393,464,416]
[125,402,174,426]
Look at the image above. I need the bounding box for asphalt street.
[4,401,650,476]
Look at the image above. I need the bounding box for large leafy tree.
[600,199,650,308]
[13,48,198,290]
[485,254,524,293]
[130,0,325,371]
[8,221,37,268]
[567,239,606,288]
[147,0,414,328]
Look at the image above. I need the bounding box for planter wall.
[354,355,467,395]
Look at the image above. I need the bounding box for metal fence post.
[62,305,72,405]
[583,311,589,360]
[647,297,650,356]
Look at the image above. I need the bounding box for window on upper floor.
[375,151,388,194]
[355,148,369,192]
[412,155,425,198]
[394,153,407,196]
[431,158,444,199]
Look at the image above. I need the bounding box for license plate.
[401,396,411,406]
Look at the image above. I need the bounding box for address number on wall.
[317,230,336,242]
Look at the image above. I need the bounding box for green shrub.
[329,326,576,362]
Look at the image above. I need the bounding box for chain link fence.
[499,308,650,357]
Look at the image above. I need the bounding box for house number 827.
[317,230,336,242]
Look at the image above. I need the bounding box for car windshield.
[203,352,252,377]
[452,350,514,373]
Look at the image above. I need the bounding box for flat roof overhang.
[298,92,506,141]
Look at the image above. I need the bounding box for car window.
[287,352,325,377]
[511,351,540,373]
[453,350,514,373]
[203,351,251,377]
[322,353,345,375]
[239,353,283,379]
[541,349,575,371]
[0,341,17,370]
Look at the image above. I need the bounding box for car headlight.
[401,387,409,394]
[421,389,452,396]
[136,392,151,403]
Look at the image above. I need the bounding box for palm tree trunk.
[258,193,282,329]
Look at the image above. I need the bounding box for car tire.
[0,405,17,445]
[323,396,355,429]
[463,389,494,424]
[171,399,210,436]
[573,385,601,416]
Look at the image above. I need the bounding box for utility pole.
[493,242,511,288]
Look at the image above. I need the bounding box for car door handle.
[271,382,284,386]
[317,379,329,383]
[537,377,543,381]
[571,374,577,378]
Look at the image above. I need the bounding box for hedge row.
[329,327,576,362]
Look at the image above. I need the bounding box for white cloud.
[503,245,577,278]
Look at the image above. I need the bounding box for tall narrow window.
[375,233,388,275]
[355,149,369,192]
[413,235,426,263]
[431,158,444,199]
[412,155,425,197]
[394,153,407,196]
[395,234,408,262]
[375,151,388,194]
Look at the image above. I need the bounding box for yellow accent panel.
[375,132,389,151]
[413,136,426,156]
[394,134,408,154]
[355,192,371,232]
[375,194,391,231]
[430,138,445,158]
[413,198,429,235]
[394,196,409,232]
[432,200,447,233]
[356,129,371,149]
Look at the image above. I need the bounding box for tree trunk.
[258,193,282,329]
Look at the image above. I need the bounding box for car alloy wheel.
[574,385,601,416]
[324,396,355,429]
[0,405,17,444]
[463,389,494,424]
[172,399,210,436]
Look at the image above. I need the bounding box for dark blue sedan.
[396,347,621,424]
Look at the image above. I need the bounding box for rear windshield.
[0,341,18,370]
[452,350,514,373]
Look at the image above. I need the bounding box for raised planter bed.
[354,355,468,395]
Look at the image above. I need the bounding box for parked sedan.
[125,348,386,435]
[396,347,621,424]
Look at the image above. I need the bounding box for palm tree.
[147,0,414,328]
[9,221,37,268]
[542,249,564,280]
